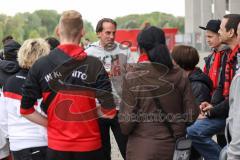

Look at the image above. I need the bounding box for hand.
[202,105,213,113]
[199,102,208,115]
[200,102,213,112]
[97,105,117,119]
[200,101,209,110]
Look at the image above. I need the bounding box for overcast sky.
[0,0,185,27]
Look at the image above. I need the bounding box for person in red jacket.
[20,10,116,160]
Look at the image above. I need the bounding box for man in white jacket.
[85,18,134,160]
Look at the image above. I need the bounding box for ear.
[229,28,235,38]
[81,29,85,37]
[97,32,101,39]
[55,25,60,38]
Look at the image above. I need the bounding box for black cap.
[199,19,221,33]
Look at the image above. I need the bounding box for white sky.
[0,0,185,27]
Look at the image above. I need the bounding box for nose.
[110,35,114,40]
[109,33,115,40]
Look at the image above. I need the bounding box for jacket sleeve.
[208,99,229,119]
[191,81,211,106]
[20,64,42,115]
[227,75,240,160]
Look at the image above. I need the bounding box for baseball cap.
[199,19,221,33]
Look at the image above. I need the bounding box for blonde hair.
[17,38,50,69]
[59,10,83,38]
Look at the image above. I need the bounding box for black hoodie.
[3,39,21,61]
[0,59,20,86]
[189,67,213,106]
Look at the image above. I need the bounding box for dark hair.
[2,35,13,45]
[223,14,240,36]
[171,45,199,71]
[96,18,117,33]
[137,26,173,69]
[45,37,60,50]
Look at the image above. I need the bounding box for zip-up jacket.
[20,44,116,152]
[203,45,230,92]
[208,45,239,118]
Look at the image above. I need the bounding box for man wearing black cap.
[200,19,230,147]
[199,20,229,93]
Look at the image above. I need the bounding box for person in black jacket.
[0,39,21,87]
[20,10,116,160]
[0,38,21,160]
[172,45,213,160]
[172,45,212,105]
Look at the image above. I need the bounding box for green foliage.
[115,12,184,33]
[83,20,97,41]
[0,10,96,48]
[0,10,184,48]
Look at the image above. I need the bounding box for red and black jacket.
[207,45,240,119]
[20,44,116,152]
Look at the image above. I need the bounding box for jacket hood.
[0,60,20,74]
[3,40,21,61]
[189,67,213,90]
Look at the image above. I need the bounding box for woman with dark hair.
[119,26,199,160]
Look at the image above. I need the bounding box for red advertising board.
[115,28,178,51]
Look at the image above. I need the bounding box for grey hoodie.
[226,70,240,160]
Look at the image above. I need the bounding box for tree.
[115,12,184,33]
[83,20,97,41]
[0,10,184,49]
[34,10,60,35]
[28,30,40,38]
